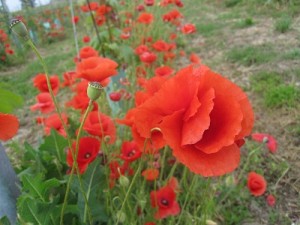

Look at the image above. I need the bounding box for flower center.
[127,149,136,157]
[85,153,91,159]
[160,199,169,206]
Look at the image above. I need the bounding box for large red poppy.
[137,12,154,24]
[76,56,118,83]
[120,64,254,176]
[0,113,19,141]
[83,111,116,144]
[67,137,101,174]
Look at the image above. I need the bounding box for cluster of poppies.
[25,0,279,223]
[0,29,15,62]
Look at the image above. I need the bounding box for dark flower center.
[160,199,169,206]
[85,153,91,159]
[127,149,136,157]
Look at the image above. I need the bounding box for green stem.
[176,174,198,225]
[60,101,94,225]
[26,39,72,150]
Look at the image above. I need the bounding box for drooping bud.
[118,175,129,188]
[116,211,126,223]
[87,82,103,101]
[10,19,29,41]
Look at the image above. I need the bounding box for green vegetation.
[274,15,292,33]
[227,45,276,66]
[265,85,299,108]
[235,18,254,28]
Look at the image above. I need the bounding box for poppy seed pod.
[10,19,29,41]
[87,82,103,101]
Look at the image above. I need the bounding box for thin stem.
[176,174,198,225]
[116,159,142,224]
[26,39,72,149]
[60,101,94,225]
[68,0,80,59]
[85,0,105,56]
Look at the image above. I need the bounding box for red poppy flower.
[190,53,201,64]
[66,93,98,113]
[95,15,106,26]
[155,66,174,77]
[79,46,99,59]
[44,113,68,137]
[137,12,154,24]
[140,51,157,64]
[251,133,277,153]
[144,0,155,6]
[0,113,19,141]
[120,65,254,176]
[175,0,183,7]
[73,80,89,94]
[135,45,149,55]
[152,40,170,52]
[76,56,118,83]
[266,194,276,207]
[247,172,267,196]
[144,222,156,225]
[109,91,122,101]
[67,137,101,174]
[83,111,116,144]
[33,73,60,95]
[142,168,159,181]
[62,71,77,87]
[136,4,145,12]
[72,16,79,24]
[5,49,14,55]
[181,23,196,34]
[30,93,54,113]
[96,5,111,15]
[120,141,142,162]
[82,35,90,43]
[162,9,183,22]
[150,178,180,219]
[81,2,99,12]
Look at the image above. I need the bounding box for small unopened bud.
[87,82,103,101]
[119,175,130,187]
[116,211,126,223]
[206,219,217,225]
[262,136,269,143]
[10,19,29,41]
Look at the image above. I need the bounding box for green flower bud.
[119,175,130,188]
[10,19,30,41]
[87,82,103,101]
[116,211,126,223]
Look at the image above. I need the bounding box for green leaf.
[39,129,68,163]
[20,174,64,202]
[17,196,57,225]
[23,142,45,173]
[0,88,23,113]
[72,159,108,223]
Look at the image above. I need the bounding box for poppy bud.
[87,82,103,101]
[10,19,29,41]
[206,220,217,225]
[116,211,126,223]
[119,175,129,187]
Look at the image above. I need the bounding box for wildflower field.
[0,0,299,224]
